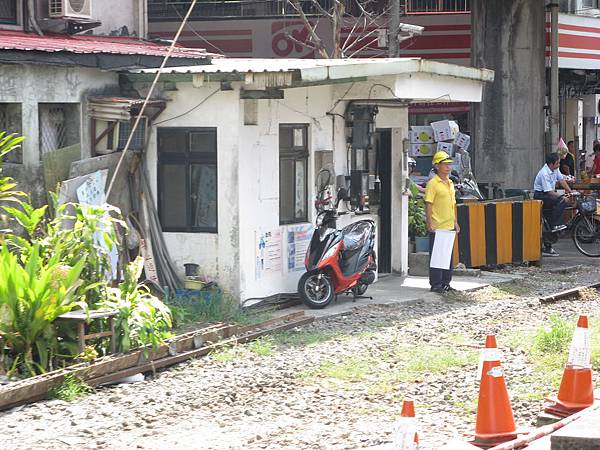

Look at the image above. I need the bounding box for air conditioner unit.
[49,0,92,20]
[583,94,600,117]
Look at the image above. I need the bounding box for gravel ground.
[1,267,600,450]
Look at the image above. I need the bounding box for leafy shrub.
[0,244,88,376]
[408,197,427,238]
[101,257,172,353]
[48,375,93,402]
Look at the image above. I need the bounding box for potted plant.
[408,196,429,253]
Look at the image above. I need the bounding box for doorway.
[375,128,392,273]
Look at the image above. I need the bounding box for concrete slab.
[550,405,600,450]
[281,270,522,321]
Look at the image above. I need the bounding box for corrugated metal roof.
[0,30,220,59]
[133,57,494,83]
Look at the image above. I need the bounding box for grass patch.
[317,356,375,382]
[398,346,477,382]
[168,289,273,331]
[209,345,242,363]
[48,375,93,402]
[271,329,347,348]
[247,337,275,356]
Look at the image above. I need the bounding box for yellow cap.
[432,150,453,165]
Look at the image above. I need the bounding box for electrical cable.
[106,0,201,199]
[153,88,220,125]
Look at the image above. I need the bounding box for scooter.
[298,205,377,309]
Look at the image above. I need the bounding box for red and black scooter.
[298,208,377,309]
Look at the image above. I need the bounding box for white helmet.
[408,157,417,167]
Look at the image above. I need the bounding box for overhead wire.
[106,0,201,199]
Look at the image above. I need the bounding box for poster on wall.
[255,229,283,279]
[287,224,313,272]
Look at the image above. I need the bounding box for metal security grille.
[405,0,470,13]
[40,105,67,154]
[0,0,17,23]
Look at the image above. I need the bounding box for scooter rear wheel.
[298,270,334,309]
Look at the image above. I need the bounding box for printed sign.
[256,229,283,279]
[287,224,313,272]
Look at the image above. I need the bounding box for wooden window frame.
[279,124,309,225]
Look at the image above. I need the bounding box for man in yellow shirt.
[425,151,460,293]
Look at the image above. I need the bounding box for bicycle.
[542,193,600,257]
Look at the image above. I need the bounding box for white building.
[127,58,493,301]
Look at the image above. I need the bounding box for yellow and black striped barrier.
[453,200,542,268]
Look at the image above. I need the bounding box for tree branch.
[287,0,330,58]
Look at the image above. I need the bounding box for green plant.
[48,374,93,401]
[101,257,172,353]
[533,315,573,355]
[167,289,242,325]
[0,244,87,376]
[247,337,275,356]
[3,198,124,306]
[0,133,25,205]
[408,197,428,238]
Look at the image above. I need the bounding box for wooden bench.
[57,310,118,355]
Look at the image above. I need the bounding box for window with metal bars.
[0,0,17,24]
[38,103,80,156]
[404,0,470,13]
[279,124,309,225]
[0,103,22,164]
[157,127,218,233]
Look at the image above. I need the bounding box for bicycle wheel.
[572,215,600,257]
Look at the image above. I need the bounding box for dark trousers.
[533,192,567,227]
[429,232,452,288]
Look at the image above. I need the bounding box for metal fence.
[148,0,378,19]
[404,0,470,14]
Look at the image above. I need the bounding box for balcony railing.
[404,0,470,14]
[147,0,469,20]
[148,0,355,19]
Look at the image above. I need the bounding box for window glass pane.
[158,130,186,154]
[190,131,216,154]
[295,159,306,220]
[293,128,304,148]
[0,0,17,24]
[191,164,217,229]
[160,164,187,229]
[118,119,146,150]
[279,126,292,149]
[279,158,295,223]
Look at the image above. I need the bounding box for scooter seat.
[341,221,374,250]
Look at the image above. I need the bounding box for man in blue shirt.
[533,153,574,255]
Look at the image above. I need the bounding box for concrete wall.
[470,0,546,189]
[0,64,119,203]
[137,79,409,300]
[91,0,145,37]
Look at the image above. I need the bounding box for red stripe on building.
[560,33,600,51]
[559,51,600,60]
[152,29,253,37]
[180,39,253,53]
[423,24,471,31]
[410,102,470,114]
[400,34,470,50]
[559,23,600,35]
[404,52,471,59]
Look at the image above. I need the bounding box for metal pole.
[388,0,400,57]
[550,1,559,153]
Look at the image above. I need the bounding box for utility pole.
[388,0,400,57]
[550,1,559,153]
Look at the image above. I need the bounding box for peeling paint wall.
[0,64,119,204]
[471,0,546,189]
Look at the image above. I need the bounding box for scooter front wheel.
[298,270,335,309]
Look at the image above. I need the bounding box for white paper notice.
[430,230,456,270]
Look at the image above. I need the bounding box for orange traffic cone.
[393,399,419,449]
[471,335,517,448]
[545,315,594,417]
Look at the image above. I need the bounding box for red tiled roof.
[0,30,220,59]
